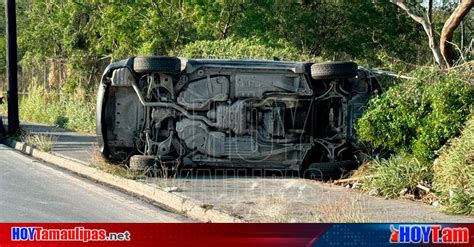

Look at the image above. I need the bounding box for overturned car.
[97,56,380,176]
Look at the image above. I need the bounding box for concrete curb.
[2,138,242,223]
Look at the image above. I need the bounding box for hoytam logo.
[11,227,131,242]
[390,224,469,244]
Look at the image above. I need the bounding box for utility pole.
[5,0,19,134]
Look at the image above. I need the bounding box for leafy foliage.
[356,68,474,162]
[181,38,320,61]
[0,0,467,98]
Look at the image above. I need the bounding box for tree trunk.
[391,0,447,68]
[421,18,447,69]
[440,0,474,67]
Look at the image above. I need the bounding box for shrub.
[433,114,474,215]
[181,37,321,62]
[356,68,474,163]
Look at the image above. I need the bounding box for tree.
[440,0,474,66]
[231,0,423,66]
[390,0,446,68]
[391,0,473,68]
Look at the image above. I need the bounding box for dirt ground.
[143,175,473,223]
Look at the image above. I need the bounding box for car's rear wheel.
[133,56,181,74]
[129,155,156,171]
[311,61,358,80]
[300,162,345,180]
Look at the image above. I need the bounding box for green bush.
[433,114,474,215]
[356,68,474,162]
[360,153,432,198]
[19,84,95,133]
[181,38,321,62]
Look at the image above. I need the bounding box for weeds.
[312,195,369,223]
[145,160,184,189]
[20,131,57,152]
[433,114,474,215]
[258,196,294,223]
[256,194,369,223]
[359,154,433,199]
[19,84,95,133]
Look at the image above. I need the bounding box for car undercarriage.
[97,56,380,176]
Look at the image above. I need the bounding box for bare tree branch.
[390,0,424,24]
[390,0,447,68]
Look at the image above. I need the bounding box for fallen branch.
[416,183,431,193]
[446,60,473,71]
[371,70,416,80]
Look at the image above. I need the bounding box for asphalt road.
[0,144,190,222]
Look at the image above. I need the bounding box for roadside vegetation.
[257,194,369,223]
[181,38,321,62]
[89,150,146,180]
[18,85,95,133]
[18,131,57,153]
[357,68,473,163]
[354,66,473,215]
[433,114,474,215]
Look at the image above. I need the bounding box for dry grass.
[255,193,369,223]
[146,160,180,179]
[142,159,187,190]
[258,196,294,223]
[349,154,434,201]
[312,194,369,223]
[20,132,57,152]
[349,162,374,179]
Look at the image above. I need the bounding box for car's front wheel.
[133,56,182,74]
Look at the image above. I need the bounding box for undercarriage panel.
[97,57,378,170]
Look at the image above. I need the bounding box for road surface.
[0,144,190,222]
[5,121,473,222]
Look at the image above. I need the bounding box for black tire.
[133,56,181,74]
[301,163,344,180]
[129,155,156,171]
[311,61,358,80]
